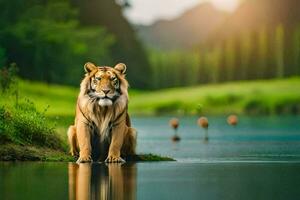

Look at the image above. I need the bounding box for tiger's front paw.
[105,155,125,163]
[76,155,92,163]
[70,148,79,157]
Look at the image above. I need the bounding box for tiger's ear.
[114,63,126,74]
[84,62,97,73]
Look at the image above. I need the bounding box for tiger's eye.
[113,78,118,84]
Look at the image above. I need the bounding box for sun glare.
[210,0,240,12]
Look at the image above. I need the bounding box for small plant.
[0,63,18,93]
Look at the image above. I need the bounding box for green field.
[130,77,300,116]
[2,77,299,118]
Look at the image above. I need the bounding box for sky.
[124,0,240,25]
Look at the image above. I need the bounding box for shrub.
[205,94,242,106]
[0,63,18,93]
[274,99,300,115]
[244,99,270,115]
[154,101,183,115]
[0,100,64,150]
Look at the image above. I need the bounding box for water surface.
[1,116,300,200]
[135,116,300,162]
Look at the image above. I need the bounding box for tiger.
[67,62,136,163]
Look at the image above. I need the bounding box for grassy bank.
[3,77,298,117]
[0,87,173,161]
[0,100,71,161]
[130,77,300,115]
[0,102,173,161]
[0,143,174,162]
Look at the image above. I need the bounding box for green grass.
[2,77,300,117]
[17,79,78,116]
[129,77,300,116]
[0,98,71,161]
[0,101,66,150]
[125,154,175,162]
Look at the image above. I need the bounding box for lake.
[1,116,300,200]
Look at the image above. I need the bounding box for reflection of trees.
[68,163,136,200]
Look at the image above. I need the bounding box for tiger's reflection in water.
[68,163,136,200]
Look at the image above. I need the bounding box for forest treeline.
[150,25,300,88]
[1,0,300,89]
[0,0,150,88]
[149,0,300,88]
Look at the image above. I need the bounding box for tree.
[274,24,285,78]
[72,0,151,89]
[0,0,114,85]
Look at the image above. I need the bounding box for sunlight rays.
[210,0,240,12]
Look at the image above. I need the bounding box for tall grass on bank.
[0,65,65,151]
[0,100,65,150]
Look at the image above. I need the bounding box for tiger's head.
[83,62,128,107]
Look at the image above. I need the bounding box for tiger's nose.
[102,89,110,94]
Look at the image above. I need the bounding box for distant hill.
[211,0,300,40]
[136,3,227,50]
[137,0,300,50]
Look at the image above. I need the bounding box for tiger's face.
[84,62,127,107]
